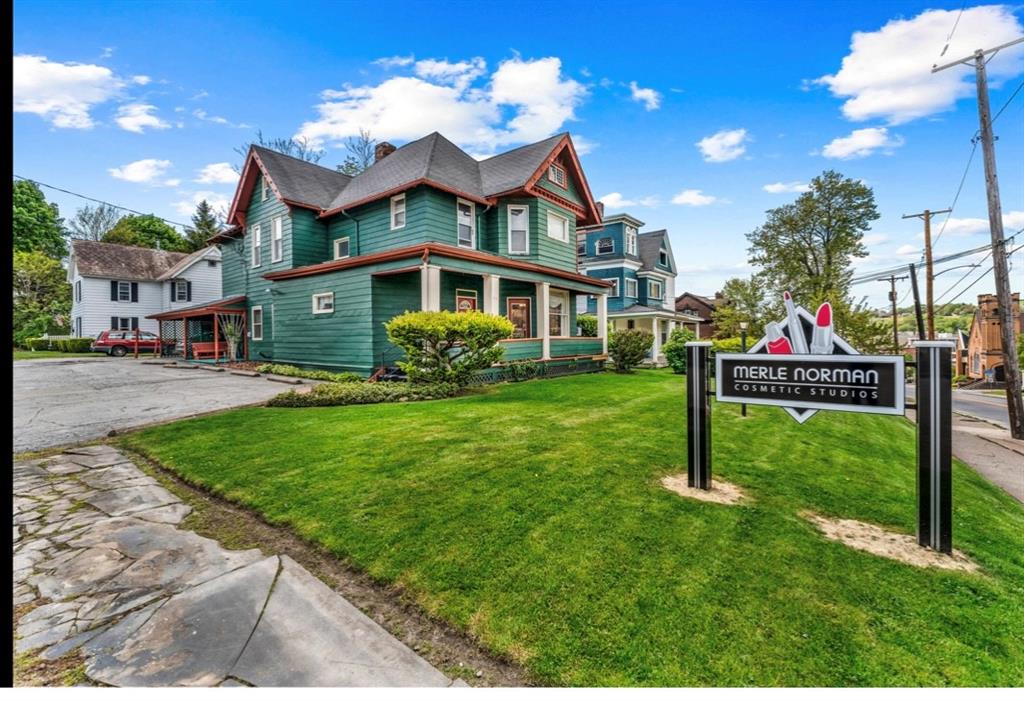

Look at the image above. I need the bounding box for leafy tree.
[662,326,697,374]
[712,276,769,339]
[608,329,653,372]
[13,180,67,258]
[386,310,515,386]
[13,251,71,344]
[68,203,122,241]
[576,314,599,337]
[234,129,324,172]
[338,128,376,175]
[102,214,189,252]
[183,200,222,252]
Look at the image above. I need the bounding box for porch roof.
[610,304,703,322]
[148,295,247,321]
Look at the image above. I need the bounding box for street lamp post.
[739,321,749,417]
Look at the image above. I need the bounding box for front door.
[507,298,532,338]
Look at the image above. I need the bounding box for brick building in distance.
[965,293,1023,381]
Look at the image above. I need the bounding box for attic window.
[597,237,614,255]
[548,164,567,188]
[626,226,638,256]
[659,248,668,266]
[261,175,269,202]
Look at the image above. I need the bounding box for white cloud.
[373,55,414,69]
[296,55,586,152]
[131,75,151,85]
[671,189,720,206]
[763,181,810,194]
[13,54,125,128]
[115,103,170,133]
[100,47,115,59]
[190,90,209,100]
[821,127,903,159]
[599,192,659,209]
[191,108,250,128]
[195,162,238,185]
[108,158,175,185]
[895,244,919,256]
[934,210,1024,236]
[862,233,889,246]
[173,190,231,218]
[628,81,661,110]
[571,134,597,155]
[813,6,1024,124]
[163,178,181,187]
[696,128,749,163]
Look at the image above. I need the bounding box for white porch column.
[694,322,701,340]
[536,281,551,360]
[483,273,500,314]
[597,293,608,355]
[420,264,441,311]
[652,318,662,363]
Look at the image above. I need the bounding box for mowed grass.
[13,350,99,361]
[121,370,1024,686]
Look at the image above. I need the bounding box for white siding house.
[68,241,223,338]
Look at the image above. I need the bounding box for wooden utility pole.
[908,263,926,341]
[877,274,908,354]
[903,208,951,341]
[934,37,1024,440]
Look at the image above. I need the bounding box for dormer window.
[626,226,638,256]
[597,237,614,255]
[659,248,669,266]
[548,164,566,188]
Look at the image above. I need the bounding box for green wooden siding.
[550,338,602,357]
[536,165,583,205]
[498,339,543,361]
[482,197,577,273]
[372,271,420,367]
[220,238,248,297]
[291,209,329,267]
[440,271,483,311]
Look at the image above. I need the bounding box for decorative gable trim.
[227,148,321,227]
[521,135,602,227]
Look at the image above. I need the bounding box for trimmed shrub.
[385,310,514,386]
[608,329,653,372]
[256,363,362,383]
[23,337,49,351]
[576,314,598,337]
[662,327,697,374]
[712,337,743,354]
[267,381,459,408]
[53,338,93,353]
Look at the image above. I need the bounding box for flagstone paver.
[13,447,455,687]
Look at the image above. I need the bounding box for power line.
[851,231,1019,285]
[932,139,977,247]
[13,175,192,229]
[932,243,1023,311]
[938,2,968,58]
[992,79,1023,124]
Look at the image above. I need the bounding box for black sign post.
[686,342,713,490]
[915,341,954,554]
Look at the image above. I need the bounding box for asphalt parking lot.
[13,357,290,453]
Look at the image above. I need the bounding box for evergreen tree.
[102,214,189,252]
[13,180,67,258]
[183,200,222,252]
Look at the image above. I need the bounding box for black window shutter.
[131,282,139,302]
[131,317,139,331]
[110,281,118,301]
[170,283,175,303]
[187,281,192,302]
[111,316,117,330]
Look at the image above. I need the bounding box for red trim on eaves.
[262,242,613,288]
[318,179,490,219]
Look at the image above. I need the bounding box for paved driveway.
[14,358,289,453]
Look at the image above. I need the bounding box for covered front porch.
[609,306,703,367]
[148,295,248,362]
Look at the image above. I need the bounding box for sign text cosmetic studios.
[685,294,955,553]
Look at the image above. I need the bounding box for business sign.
[716,354,905,415]
[716,293,904,421]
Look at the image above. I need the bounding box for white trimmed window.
[547,211,569,243]
[261,175,269,202]
[549,290,569,337]
[251,306,263,340]
[626,226,638,256]
[457,199,476,248]
[117,281,131,301]
[251,224,262,267]
[649,280,663,301]
[174,280,189,302]
[333,237,351,260]
[508,205,529,254]
[312,292,334,314]
[577,239,586,256]
[603,277,619,297]
[271,217,283,263]
[391,194,406,230]
[548,163,566,187]
[625,278,638,298]
[597,237,614,255]
[74,280,82,302]
[659,248,669,267]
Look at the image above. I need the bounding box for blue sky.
[13,0,1024,309]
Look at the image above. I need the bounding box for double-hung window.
[251,306,264,340]
[626,226,638,256]
[547,211,569,243]
[271,217,283,263]
[333,237,350,260]
[457,199,475,248]
[549,290,569,337]
[649,280,663,302]
[577,239,586,256]
[391,194,406,229]
[597,237,614,255]
[174,280,189,302]
[625,278,638,298]
[251,224,262,267]
[603,277,619,297]
[74,280,82,302]
[312,292,334,314]
[117,281,132,301]
[508,205,529,254]
[261,176,269,202]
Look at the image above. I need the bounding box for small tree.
[662,326,697,374]
[103,214,189,251]
[217,313,245,362]
[338,128,376,175]
[68,203,122,241]
[386,310,514,386]
[13,180,67,259]
[234,130,324,172]
[577,314,598,337]
[608,329,653,372]
[183,200,222,252]
[13,251,71,345]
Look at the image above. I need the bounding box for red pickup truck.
[90,330,163,356]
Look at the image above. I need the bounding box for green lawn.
[121,370,1024,686]
[13,350,99,361]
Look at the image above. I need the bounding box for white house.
[68,240,223,338]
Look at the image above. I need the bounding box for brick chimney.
[374,141,396,162]
[595,201,605,222]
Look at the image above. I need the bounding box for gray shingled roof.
[637,230,671,272]
[479,133,566,195]
[71,240,188,280]
[253,146,352,209]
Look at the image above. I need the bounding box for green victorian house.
[153,132,612,376]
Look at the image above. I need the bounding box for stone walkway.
[14,446,459,687]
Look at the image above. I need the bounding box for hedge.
[256,363,362,383]
[267,381,459,408]
[22,337,93,352]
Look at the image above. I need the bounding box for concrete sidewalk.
[14,446,459,687]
